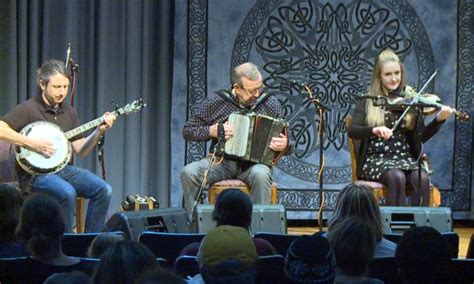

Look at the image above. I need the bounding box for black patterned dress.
[361,110,420,180]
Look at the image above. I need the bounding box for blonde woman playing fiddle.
[348,50,453,206]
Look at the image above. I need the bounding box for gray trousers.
[181,157,273,216]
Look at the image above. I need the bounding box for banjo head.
[16,121,72,175]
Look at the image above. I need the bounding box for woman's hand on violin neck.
[372,126,393,140]
[436,105,454,122]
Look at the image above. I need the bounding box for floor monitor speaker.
[380,206,452,235]
[104,207,190,240]
[195,204,286,234]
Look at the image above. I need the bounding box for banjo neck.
[64,111,119,140]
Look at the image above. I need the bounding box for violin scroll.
[453,109,470,121]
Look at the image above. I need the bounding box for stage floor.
[288,222,474,258]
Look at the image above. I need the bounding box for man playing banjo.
[0,59,115,233]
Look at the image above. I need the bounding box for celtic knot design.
[231,0,434,186]
[255,0,412,155]
[185,0,208,164]
[443,0,474,212]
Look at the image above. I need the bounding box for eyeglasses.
[240,85,264,96]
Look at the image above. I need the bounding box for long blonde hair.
[366,50,407,126]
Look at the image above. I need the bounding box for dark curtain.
[0,0,175,215]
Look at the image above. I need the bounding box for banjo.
[16,98,146,175]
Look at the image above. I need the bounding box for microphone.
[65,43,71,68]
[290,80,332,111]
[311,98,331,111]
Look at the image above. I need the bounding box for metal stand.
[312,105,329,231]
[189,155,216,221]
[293,81,331,231]
[98,134,106,180]
[415,107,424,206]
[188,123,225,223]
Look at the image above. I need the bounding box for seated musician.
[181,62,291,216]
[0,59,115,232]
[347,50,453,206]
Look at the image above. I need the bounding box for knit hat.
[284,233,336,283]
[198,225,258,271]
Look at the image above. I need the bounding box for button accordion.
[225,112,288,166]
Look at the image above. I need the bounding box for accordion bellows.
[225,112,287,166]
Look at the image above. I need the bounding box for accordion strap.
[215,89,241,108]
[215,89,273,110]
[214,123,226,157]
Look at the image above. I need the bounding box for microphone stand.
[189,123,225,224]
[97,134,106,180]
[295,82,331,231]
[315,105,326,231]
[415,107,424,206]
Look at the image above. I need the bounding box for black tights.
[379,169,430,206]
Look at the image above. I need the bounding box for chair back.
[383,232,459,258]
[61,233,100,258]
[0,256,99,284]
[156,257,169,267]
[368,257,400,284]
[62,231,127,258]
[442,232,459,258]
[253,232,299,257]
[138,231,206,263]
[174,255,200,278]
[256,254,284,284]
[344,116,360,181]
[383,233,402,244]
[451,258,474,283]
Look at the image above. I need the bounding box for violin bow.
[391,69,438,131]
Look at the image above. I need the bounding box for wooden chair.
[209,179,278,204]
[0,140,85,233]
[344,116,441,207]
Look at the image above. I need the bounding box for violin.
[387,85,470,121]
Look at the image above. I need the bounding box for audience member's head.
[44,271,90,284]
[137,267,186,284]
[0,184,23,242]
[15,194,65,260]
[91,240,159,284]
[396,226,452,283]
[328,217,376,277]
[198,225,258,283]
[212,188,253,229]
[328,183,383,241]
[284,232,336,284]
[87,231,126,258]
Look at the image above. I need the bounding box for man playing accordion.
[181,62,291,217]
